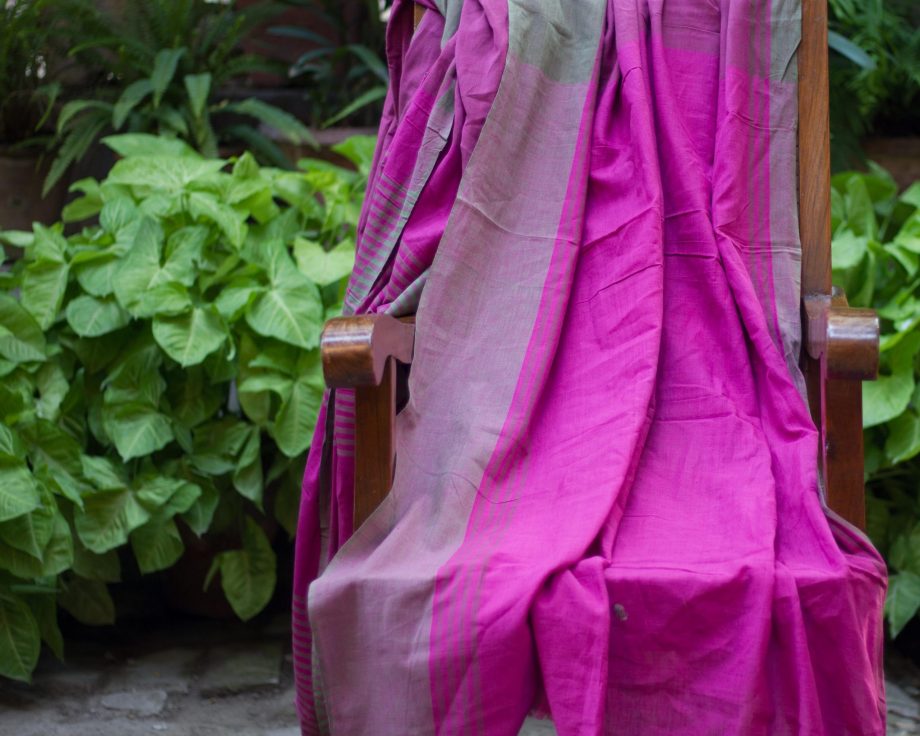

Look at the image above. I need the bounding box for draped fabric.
[292,1,887,733]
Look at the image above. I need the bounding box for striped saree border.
[344,85,456,315]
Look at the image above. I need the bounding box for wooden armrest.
[321,315,416,389]
[803,291,879,381]
[321,314,415,529]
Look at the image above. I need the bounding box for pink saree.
[293,1,887,734]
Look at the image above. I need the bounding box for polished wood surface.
[799,0,832,295]
[803,290,876,529]
[798,0,879,530]
[804,292,880,381]
[319,314,414,528]
[321,314,415,388]
[824,377,867,528]
[799,0,833,455]
[355,359,398,529]
[821,288,873,530]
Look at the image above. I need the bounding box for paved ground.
[2,614,918,735]
[887,650,920,736]
[0,613,299,736]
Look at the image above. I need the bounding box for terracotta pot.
[0,152,69,233]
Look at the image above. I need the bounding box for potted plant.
[0,0,78,230]
[0,132,376,681]
[829,0,920,182]
[42,0,317,196]
[276,0,389,126]
[216,0,393,168]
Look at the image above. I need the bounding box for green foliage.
[0,0,45,143]
[272,0,389,127]
[0,133,373,681]
[0,0,82,146]
[830,165,920,636]
[44,0,317,194]
[829,0,920,170]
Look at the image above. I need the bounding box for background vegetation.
[0,133,373,681]
[829,0,920,170]
[1,0,919,686]
[41,0,315,192]
[271,0,390,128]
[828,167,920,635]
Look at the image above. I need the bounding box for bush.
[829,0,920,169]
[273,0,389,127]
[42,0,315,193]
[0,133,372,682]
[0,0,72,147]
[830,164,920,636]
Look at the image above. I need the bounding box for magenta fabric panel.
[292,1,887,734]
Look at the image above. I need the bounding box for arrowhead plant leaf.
[74,489,151,554]
[58,576,115,626]
[153,307,227,367]
[130,517,184,574]
[0,594,40,682]
[0,462,41,522]
[0,130,370,681]
[66,295,131,337]
[212,517,275,621]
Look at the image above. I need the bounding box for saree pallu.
[293,1,887,733]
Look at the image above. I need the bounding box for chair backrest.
[800,0,832,296]
[322,0,879,533]
[799,0,878,529]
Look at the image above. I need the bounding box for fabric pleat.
[292,1,887,734]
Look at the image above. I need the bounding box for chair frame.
[321,0,880,533]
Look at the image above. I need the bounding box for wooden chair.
[320,0,880,533]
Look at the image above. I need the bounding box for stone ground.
[886,650,920,736]
[1,614,919,735]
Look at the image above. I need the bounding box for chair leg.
[803,291,876,531]
[824,377,867,529]
[805,353,867,531]
[354,357,397,531]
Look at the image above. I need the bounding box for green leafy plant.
[272,0,389,127]
[0,0,46,146]
[0,0,77,148]
[829,0,920,170]
[44,0,317,194]
[829,165,920,636]
[0,132,373,682]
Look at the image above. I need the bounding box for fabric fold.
[293,1,886,734]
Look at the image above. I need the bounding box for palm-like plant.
[0,0,74,148]
[271,0,390,128]
[829,0,920,169]
[44,0,317,193]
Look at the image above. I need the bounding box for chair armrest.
[802,290,878,529]
[321,315,416,389]
[803,291,879,381]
